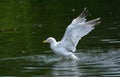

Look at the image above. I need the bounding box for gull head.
[43,37,56,44]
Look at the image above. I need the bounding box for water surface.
[0,0,120,76]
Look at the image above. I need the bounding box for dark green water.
[0,0,120,77]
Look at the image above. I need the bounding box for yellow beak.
[43,40,48,43]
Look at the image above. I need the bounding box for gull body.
[43,8,100,60]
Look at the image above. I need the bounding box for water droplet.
[72,9,75,12]
[34,24,37,26]
[32,32,36,34]
[22,51,25,53]
[19,1,23,4]
[1,29,4,32]
[89,14,92,16]
[14,28,17,31]
[114,21,117,24]
[38,24,42,27]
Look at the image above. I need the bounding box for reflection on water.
[0,49,120,77]
[101,39,120,43]
[51,60,79,76]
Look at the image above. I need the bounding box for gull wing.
[58,8,101,52]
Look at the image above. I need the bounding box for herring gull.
[43,8,101,60]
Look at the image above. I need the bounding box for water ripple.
[0,49,120,76]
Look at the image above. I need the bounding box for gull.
[43,8,101,60]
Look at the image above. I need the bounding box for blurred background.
[0,0,120,76]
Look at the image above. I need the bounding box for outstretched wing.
[58,8,101,52]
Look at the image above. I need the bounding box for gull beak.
[43,40,48,43]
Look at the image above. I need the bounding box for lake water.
[0,0,120,77]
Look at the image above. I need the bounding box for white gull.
[43,8,101,60]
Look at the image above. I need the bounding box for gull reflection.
[51,60,81,77]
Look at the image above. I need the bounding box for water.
[0,0,120,77]
[0,49,120,76]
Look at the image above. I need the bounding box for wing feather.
[58,8,101,52]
